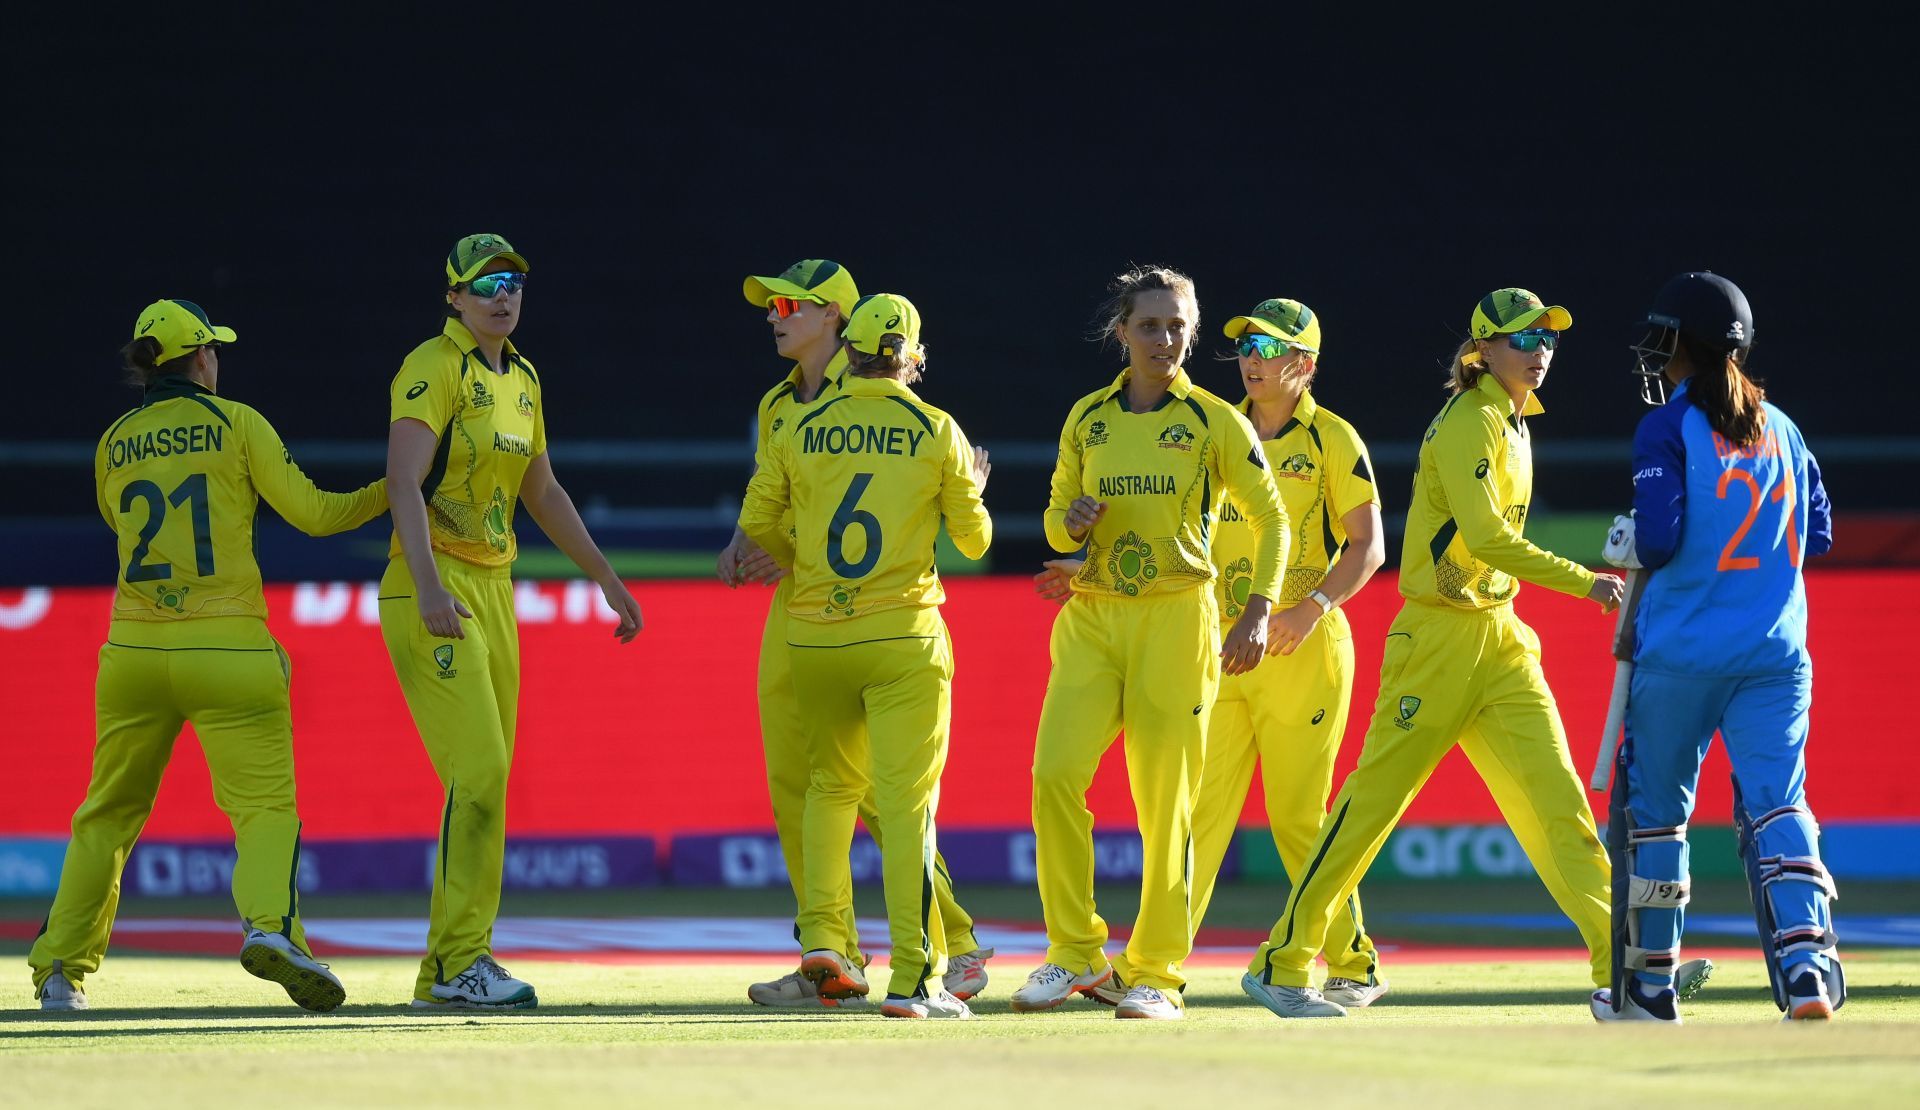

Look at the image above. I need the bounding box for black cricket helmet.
[1630,272,1754,405]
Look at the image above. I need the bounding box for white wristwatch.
[1307,589,1335,615]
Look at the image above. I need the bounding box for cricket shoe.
[747,968,869,1010]
[37,962,86,1012]
[882,988,974,1020]
[1589,981,1680,1024]
[1675,958,1715,1000]
[1087,965,1128,1007]
[1322,974,1391,1009]
[800,949,870,1001]
[1113,985,1183,1020]
[1240,973,1347,1018]
[943,947,994,1001]
[1009,962,1111,1012]
[240,930,345,1013]
[1784,970,1833,1021]
[426,955,537,1009]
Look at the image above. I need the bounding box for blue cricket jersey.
[1630,380,1832,677]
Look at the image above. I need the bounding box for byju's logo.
[434,644,457,679]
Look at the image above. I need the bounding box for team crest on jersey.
[1157,423,1195,451]
[1393,695,1421,730]
[1276,452,1315,481]
[824,583,862,618]
[517,391,534,418]
[1220,556,1253,619]
[771,417,785,435]
[1106,531,1158,597]
[1085,420,1109,448]
[152,585,189,614]
[434,644,457,679]
[471,376,495,409]
[485,487,510,553]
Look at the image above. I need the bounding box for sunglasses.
[1505,328,1560,352]
[768,295,822,319]
[1237,334,1304,360]
[464,272,527,298]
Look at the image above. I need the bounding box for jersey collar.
[1097,365,1194,411]
[837,373,921,402]
[143,373,215,402]
[1237,388,1319,441]
[1475,370,1546,418]
[441,318,522,372]
[782,347,849,403]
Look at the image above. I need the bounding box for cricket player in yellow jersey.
[720,261,990,1009]
[1242,289,1626,1018]
[738,294,992,1020]
[1013,267,1288,1021]
[382,235,642,1010]
[31,300,386,1013]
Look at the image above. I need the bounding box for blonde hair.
[1095,265,1200,362]
[845,339,926,385]
[1443,337,1486,394]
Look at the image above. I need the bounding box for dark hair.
[119,336,199,389]
[845,339,926,385]
[1675,333,1768,446]
[1093,265,1200,362]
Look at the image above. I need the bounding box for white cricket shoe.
[882,988,974,1020]
[427,955,537,1009]
[241,930,345,1013]
[943,947,994,1001]
[799,949,871,1001]
[1113,984,1183,1020]
[1009,962,1111,1012]
[1674,958,1714,1000]
[1321,974,1391,1008]
[1589,983,1680,1024]
[1087,964,1129,1007]
[748,968,869,1009]
[1240,973,1347,1018]
[1784,970,1834,1022]
[37,962,86,1012]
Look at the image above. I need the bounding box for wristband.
[1307,589,1335,615]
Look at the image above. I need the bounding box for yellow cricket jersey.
[1400,372,1596,609]
[1045,367,1287,601]
[388,320,546,568]
[1211,390,1379,620]
[751,348,850,546]
[738,373,991,647]
[95,374,388,648]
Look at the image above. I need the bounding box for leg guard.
[1732,776,1845,1012]
[1608,747,1690,1010]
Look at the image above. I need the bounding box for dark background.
[9,16,1912,571]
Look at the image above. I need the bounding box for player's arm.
[1804,446,1833,559]
[1270,429,1384,655]
[1626,406,1687,569]
[1432,408,1598,598]
[1043,406,1100,552]
[386,363,466,638]
[939,419,993,560]
[1219,409,1288,674]
[738,433,796,567]
[244,409,388,536]
[94,430,113,529]
[718,406,783,587]
[521,452,642,642]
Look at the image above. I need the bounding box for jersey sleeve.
[1219,406,1288,602]
[241,407,389,536]
[1803,442,1832,559]
[390,352,459,431]
[530,370,548,458]
[1433,406,1595,597]
[738,425,795,566]
[1043,403,1087,553]
[939,417,992,561]
[1629,403,1688,569]
[1324,420,1381,520]
[94,427,113,529]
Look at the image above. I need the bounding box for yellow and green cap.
[743,259,859,312]
[133,299,237,364]
[446,233,529,286]
[840,293,921,357]
[1222,298,1322,353]
[1469,287,1572,337]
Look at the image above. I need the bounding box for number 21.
[1715,466,1800,571]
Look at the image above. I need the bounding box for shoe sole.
[945,979,985,1002]
[1675,959,1714,1000]
[1788,1000,1834,1021]
[241,942,345,1013]
[799,954,869,1001]
[38,998,86,1012]
[1589,992,1681,1025]
[1011,969,1112,1013]
[1114,1006,1183,1020]
[412,992,538,1011]
[1324,983,1391,1009]
[748,993,871,1010]
[882,1002,973,1020]
[1241,973,1345,1019]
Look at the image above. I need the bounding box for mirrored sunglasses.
[1505,328,1560,352]
[466,272,527,298]
[1237,334,1302,360]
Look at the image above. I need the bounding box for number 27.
[1715,467,1800,571]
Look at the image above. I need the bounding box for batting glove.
[1602,512,1643,569]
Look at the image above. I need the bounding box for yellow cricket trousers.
[379,553,519,1000]
[30,623,309,990]
[1249,602,1612,988]
[759,577,976,963]
[1033,587,1221,994]
[789,628,955,998]
[1190,609,1380,982]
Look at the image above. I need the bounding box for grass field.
[3,883,1916,1107]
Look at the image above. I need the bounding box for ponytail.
[1680,334,1767,446]
[1442,337,1484,394]
[119,336,195,389]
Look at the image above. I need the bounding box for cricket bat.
[1589,568,1647,792]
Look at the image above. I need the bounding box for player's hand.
[734,538,787,586]
[1266,601,1321,657]
[417,581,472,640]
[1033,559,1084,605]
[971,445,992,492]
[1587,572,1625,615]
[715,536,744,586]
[600,578,644,643]
[1602,512,1643,569]
[1221,595,1272,675]
[1065,496,1107,542]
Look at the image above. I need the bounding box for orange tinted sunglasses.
[769,295,819,319]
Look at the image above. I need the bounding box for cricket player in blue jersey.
[1593,272,1838,1024]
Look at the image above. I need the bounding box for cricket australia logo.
[824,583,862,618]
[516,391,534,418]
[1106,531,1158,597]
[485,487,511,554]
[1157,422,1195,451]
[1220,556,1253,618]
[1393,695,1421,731]
[434,644,457,679]
[152,585,189,614]
[1276,452,1315,481]
[1085,419,1108,448]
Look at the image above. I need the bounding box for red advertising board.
[1,571,1911,840]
